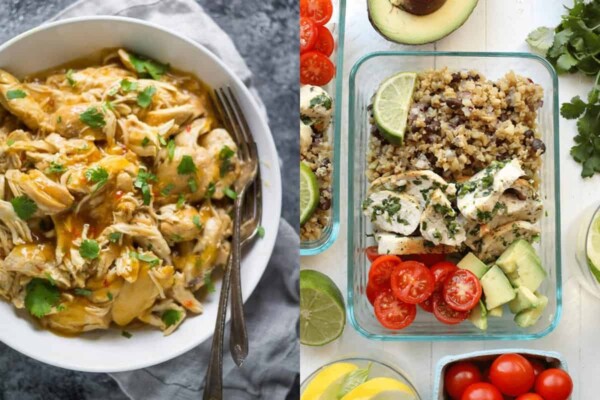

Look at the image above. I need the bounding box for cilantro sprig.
[134,169,157,205]
[79,107,106,129]
[79,239,100,260]
[85,166,109,191]
[128,53,169,80]
[11,195,37,220]
[137,85,156,108]
[161,309,181,327]
[6,89,26,100]
[25,278,60,318]
[527,0,600,177]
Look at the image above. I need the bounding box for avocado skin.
[367,0,479,45]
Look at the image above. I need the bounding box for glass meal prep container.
[347,52,561,340]
[575,204,600,299]
[300,0,345,256]
[301,357,422,399]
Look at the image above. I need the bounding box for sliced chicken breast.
[472,221,540,261]
[369,170,452,207]
[362,190,421,235]
[375,232,458,256]
[420,189,466,246]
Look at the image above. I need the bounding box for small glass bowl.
[575,204,600,299]
[347,51,562,340]
[301,357,422,399]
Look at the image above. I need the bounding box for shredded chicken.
[0,48,239,336]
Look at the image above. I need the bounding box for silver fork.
[203,87,260,400]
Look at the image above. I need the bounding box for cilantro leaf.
[11,195,37,220]
[160,182,175,196]
[219,145,235,177]
[176,194,185,208]
[46,161,66,175]
[257,226,265,238]
[134,169,157,205]
[177,155,196,175]
[128,53,169,80]
[120,79,138,92]
[25,278,60,318]
[526,27,555,55]
[122,330,133,338]
[79,107,106,129]
[561,96,587,119]
[193,215,203,230]
[108,232,123,243]
[188,177,198,192]
[167,139,176,161]
[161,309,181,327]
[224,187,237,200]
[79,239,100,260]
[74,288,92,297]
[6,89,26,100]
[85,166,109,191]
[66,69,76,87]
[204,275,216,293]
[137,86,156,108]
[131,251,160,267]
[205,182,216,199]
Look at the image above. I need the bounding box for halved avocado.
[368,0,479,45]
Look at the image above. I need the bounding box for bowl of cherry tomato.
[434,349,573,400]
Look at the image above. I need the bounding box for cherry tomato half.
[369,255,402,288]
[419,296,434,313]
[313,25,334,56]
[445,362,483,399]
[300,17,318,53]
[300,51,335,86]
[405,253,446,266]
[461,383,503,400]
[300,0,333,25]
[373,291,416,330]
[365,246,381,262]
[489,354,535,397]
[366,282,389,305]
[430,261,459,291]
[432,292,469,325]
[390,261,435,304]
[534,368,573,400]
[443,269,482,312]
[516,394,544,400]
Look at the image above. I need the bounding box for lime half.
[300,269,345,346]
[300,162,319,225]
[373,72,417,145]
[587,211,600,283]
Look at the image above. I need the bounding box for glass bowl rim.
[346,50,563,341]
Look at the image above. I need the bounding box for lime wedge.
[373,72,417,145]
[300,269,345,346]
[300,162,319,225]
[587,211,600,283]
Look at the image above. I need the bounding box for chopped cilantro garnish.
[108,232,123,243]
[161,309,181,327]
[66,69,76,87]
[25,278,60,318]
[74,288,92,297]
[309,93,332,109]
[10,195,37,220]
[137,85,156,108]
[79,107,106,129]
[134,169,157,206]
[79,239,100,260]
[176,194,185,208]
[177,155,196,175]
[141,137,150,147]
[107,292,113,301]
[6,139,14,146]
[219,145,235,177]
[85,166,109,191]
[204,275,216,293]
[205,182,216,199]
[157,135,167,146]
[120,79,138,92]
[160,183,175,196]
[188,177,198,192]
[6,89,26,100]
[46,161,65,175]
[257,226,265,238]
[131,251,160,267]
[224,187,237,200]
[128,53,169,80]
[122,330,133,339]
[193,215,203,230]
[105,101,116,112]
[167,139,176,161]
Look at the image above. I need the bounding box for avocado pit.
[393,0,447,16]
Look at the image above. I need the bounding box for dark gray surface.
[0,0,298,399]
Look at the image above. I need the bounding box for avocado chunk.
[488,306,504,318]
[480,265,516,310]
[506,251,547,292]
[368,0,479,45]
[468,300,488,330]
[496,239,538,274]
[458,252,489,279]
[514,294,548,328]
[509,286,540,314]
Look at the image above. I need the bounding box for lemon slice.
[340,377,415,400]
[301,362,359,400]
[373,72,417,145]
[300,162,319,225]
[587,210,600,283]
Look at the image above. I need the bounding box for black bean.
[524,129,534,139]
[451,73,462,84]
[425,120,441,135]
[531,138,546,154]
[445,98,462,110]
[367,104,373,111]
[319,191,331,210]
[321,158,331,168]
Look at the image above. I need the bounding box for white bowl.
[0,16,282,373]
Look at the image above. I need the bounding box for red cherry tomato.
[300,0,333,25]
[432,292,469,324]
[365,246,381,262]
[313,25,334,56]
[430,261,459,291]
[516,394,544,400]
[405,253,446,266]
[443,269,482,312]
[369,255,402,288]
[461,382,503,400]
[300,17,318,53]
[445,362,483,399]
[419,296,434,312]
[529,359,546,378]
[534,368,573,400]
[366,281,389,305]
[373,291,416,330]
[390,261,435,304]
[489,354,535,396]
[300,51,335,86]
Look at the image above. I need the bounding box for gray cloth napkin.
[51,1,299,399]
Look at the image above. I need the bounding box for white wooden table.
[300,1,597,398]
